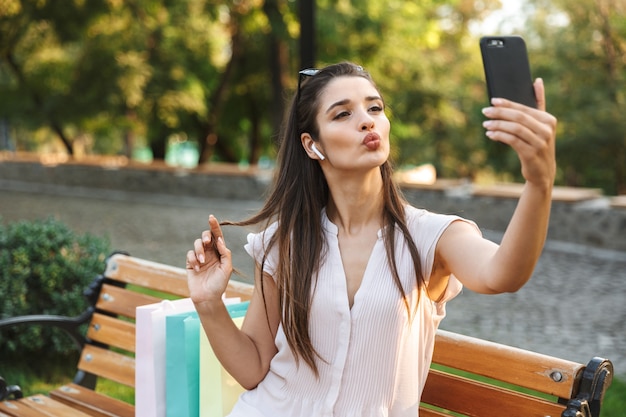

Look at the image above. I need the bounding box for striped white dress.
[227,205,476,417]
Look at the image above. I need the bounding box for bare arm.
[433,79,557,294]
[186,216,279,389]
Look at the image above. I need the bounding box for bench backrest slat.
[96,284,161,319]
[422,369,566,417]
[105,253,255,300]
[77,345,135,388]
[433,329,583,399]
[104,255,191,297]
[86,313,136,353]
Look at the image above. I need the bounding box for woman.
[186,62,556,416]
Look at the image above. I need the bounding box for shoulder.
[402,205,480,255]
[244,221,280,269]
[404,205,472,234]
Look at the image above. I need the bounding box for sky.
[470,0,528,36]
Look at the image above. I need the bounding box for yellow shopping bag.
[199,301,248,417]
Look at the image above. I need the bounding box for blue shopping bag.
[165,310,201,417]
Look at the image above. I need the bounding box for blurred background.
[1,0,625,195]
[2,1,626,411]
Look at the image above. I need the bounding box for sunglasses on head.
[297,68,319,96]
[297,65,365,94]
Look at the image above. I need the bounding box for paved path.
[2,185,625,377]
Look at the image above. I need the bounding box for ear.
[301,133,324,161]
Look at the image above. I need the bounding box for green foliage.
[1,0,624,192]
[2,352,79,397]
[602,375,626,417]
[0,217,111,358]
[527,0,626,194]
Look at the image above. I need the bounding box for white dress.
[227,205,478,417]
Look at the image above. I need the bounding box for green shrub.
[0,217,111,358]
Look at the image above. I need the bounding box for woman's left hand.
[481,78,557,189]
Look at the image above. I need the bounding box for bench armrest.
[0,308,94,351]
[562,357,614,417]
[0,271,106,352]
[0,376,23,401]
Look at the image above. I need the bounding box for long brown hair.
[228,62,424,375]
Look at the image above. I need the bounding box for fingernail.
[218,236,224,244]
[481,107,494,116]
[491,98,504,105]
[194,265,200,272]
[199,254,205,263]
[482,120,494,128]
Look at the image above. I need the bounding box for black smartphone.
[480,36,537,108]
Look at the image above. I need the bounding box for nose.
[360,114,375,131]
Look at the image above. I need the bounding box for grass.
[2,354,134,404]
[601,375,626,417]
[2,356,76,397]
[3,355,625,416]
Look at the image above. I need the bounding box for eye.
[333,110,351,120]
[369,103,384,113]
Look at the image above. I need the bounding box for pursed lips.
[363,132,381,150]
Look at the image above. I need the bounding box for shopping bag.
[165,310,201,417]
[199,301,249,417]
[135,298,196,417]
[162,298,245,417]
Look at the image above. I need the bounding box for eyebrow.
[325,96,383,115]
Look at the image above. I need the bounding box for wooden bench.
[0,253,614,417]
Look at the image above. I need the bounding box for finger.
[483,102,554,139]
[201,230,212,248]
[193,238,206,264]
[214,236,233,268]
[208,214,226,248]
[186,250,200,272]
[482,106,537,142]
[484,121,536,149]
[208,215,223,239]
[489,96,553,126]
[533,78,546,112]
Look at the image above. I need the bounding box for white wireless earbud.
[311,143,325,160]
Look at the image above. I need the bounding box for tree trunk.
[51,121,74,155]
[198,16,243,164]
[6,51,74,155]
[263,0,289,139]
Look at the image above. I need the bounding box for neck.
[325,168,384,235]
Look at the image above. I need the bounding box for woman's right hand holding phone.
[481,78,557,189]
[186,214,233,307]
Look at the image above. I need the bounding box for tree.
[526,0,626,194]
[4,0,623,196]
[0,0,114,155]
